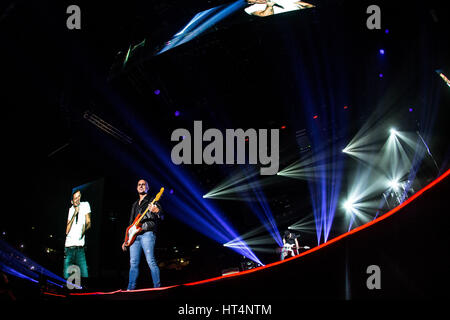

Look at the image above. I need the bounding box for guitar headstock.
[154,187,164,202]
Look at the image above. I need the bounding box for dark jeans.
[63,246,88,279]
[127,231,160,290]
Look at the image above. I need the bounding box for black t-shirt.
[284,236,296,245]
[129,194,163,233]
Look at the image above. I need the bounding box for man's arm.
[152,201,163,219]
[129,202,136,226]
[80,212,91,239]
[85,212,91,230]
[122,203,135,251]
[66,208,78,235]
[252,1,275,17]
[147,200,163,218]
[141,200,163,231]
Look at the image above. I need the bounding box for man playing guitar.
[122,179,163,290]
[280,230,309,260]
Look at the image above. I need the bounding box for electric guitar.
[283,243,296,250]
[282,244,311,251]
[123,187,164,247]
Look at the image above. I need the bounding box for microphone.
[272,2,284,9]
[74,205,79,224]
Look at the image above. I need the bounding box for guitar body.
[123,215,143,247]
[123,187,164,248]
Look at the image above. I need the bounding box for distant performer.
[64,190,91,283]
[245,0,315,17]
[122,179,163,290]
[281,230,300,260]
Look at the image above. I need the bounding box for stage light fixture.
[388,179,400,191]
[390,128,398,136]
[343,199,354,212]
[379,49,385,55]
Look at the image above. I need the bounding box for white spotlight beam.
[206,168,259,197]
[204,175,282,200]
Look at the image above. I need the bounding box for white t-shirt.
[65,201,91,247]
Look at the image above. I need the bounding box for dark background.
[1,0,449,292]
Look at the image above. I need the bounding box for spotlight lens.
[389,179,400,190]
[343,200,354,212]
[390,128,397,135]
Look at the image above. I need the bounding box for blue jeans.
[63,246,88,278]
[127,231,160,290]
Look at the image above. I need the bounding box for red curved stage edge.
[65,168,450,297]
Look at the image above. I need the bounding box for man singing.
[64,190,91,284]
[122,179,163,290]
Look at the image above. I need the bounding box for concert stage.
[58,169,449,301]
[2,1,449,311]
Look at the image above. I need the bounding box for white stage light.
[343,199,354,212]
[388,179,400,190]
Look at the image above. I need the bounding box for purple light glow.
[174,111,180,117]
[379,49,385,55]
[379,73,383,78]
[409,108,413,112]
[154,89,160,95]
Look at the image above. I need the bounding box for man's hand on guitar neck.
[147,203,160,213]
